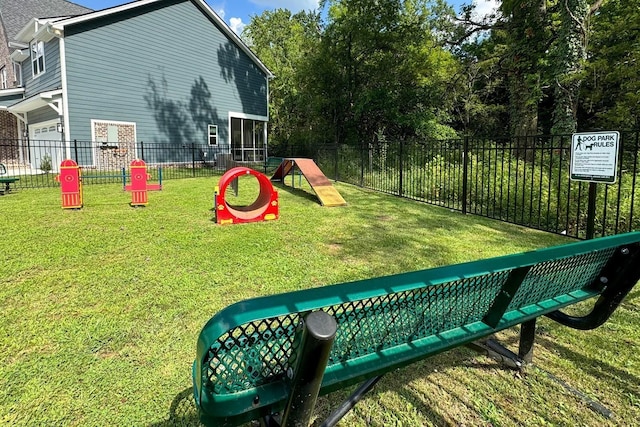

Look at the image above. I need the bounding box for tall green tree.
[579,0,640,129]
[500,0,549,137]
[449,38,510,136]
[243,10,322,149]
[550,0,593,134]
[314,0,458,145]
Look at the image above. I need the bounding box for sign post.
[570,131,620,239]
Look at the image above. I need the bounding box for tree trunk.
[504,0,546,159]
[551,0,590,134]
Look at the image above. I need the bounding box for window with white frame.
[231,117,267,162]
[13,63,22,86]
[0,67,6,89]
[208,125,218,145]
[30,40,45,77]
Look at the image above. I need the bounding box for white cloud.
[210,1,226,19]
[249,0,319,13]
[229,17,246,35]
[472,0,499,19]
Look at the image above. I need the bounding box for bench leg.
[281,311,337,427]
[319,375,383,427]
[518,319,537,364]
[469,339,523,370]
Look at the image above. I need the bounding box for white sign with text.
[570,131,620,184]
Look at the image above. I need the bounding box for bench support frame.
[546,243,640,330]
[269,311,337,427]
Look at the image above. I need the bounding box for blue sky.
[74,0,498,35]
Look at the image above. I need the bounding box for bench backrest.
[194,232,640,425]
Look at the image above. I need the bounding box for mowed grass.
[1,175,638,426]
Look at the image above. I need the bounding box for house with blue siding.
[0,0,273,170]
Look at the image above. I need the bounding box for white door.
[29,120,64,172]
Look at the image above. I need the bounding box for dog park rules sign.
[570,131,620,184]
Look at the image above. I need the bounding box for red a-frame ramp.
[271,158,347,207]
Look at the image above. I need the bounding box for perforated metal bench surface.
[193,232,640,426]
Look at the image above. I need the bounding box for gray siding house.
[0,0,272,170]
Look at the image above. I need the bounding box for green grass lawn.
[1,176,638,426]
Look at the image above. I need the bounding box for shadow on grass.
[153,350,506,427]
[312,346,515,426]
[149,387,201,427]
[534,334,640,399]
[272,182,320,205]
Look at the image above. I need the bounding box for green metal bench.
[0,163,19,195]
[193,232,640,426]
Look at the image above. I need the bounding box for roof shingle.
[0,0,93,40]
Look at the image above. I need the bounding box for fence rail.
[0,139,263,188]
[3,132,639,240]
[303,132,640,240]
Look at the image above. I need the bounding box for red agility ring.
[215,167,279,225]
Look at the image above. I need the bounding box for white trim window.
[0,67,6,89]
[30,40,45,77]
[208,124,218,146]
[13,63,22,87]
[230,116,267,162]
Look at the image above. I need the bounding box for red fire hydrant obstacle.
[125,159,162,206]
[55,159,83,209]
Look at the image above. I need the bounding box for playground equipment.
[125,159,162,206]
[55,159,162,208]
[214,167,278,225]
[55,159,83,209]
[270,158,346,207]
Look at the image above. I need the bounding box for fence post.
[586,182,597,239]
[334,144,339,182]
[140,141,144,161]
[73,139,78,162]
[399,139,404,196]
[462,136,469,215]
[360,142,364,187]
[191,143,196,178]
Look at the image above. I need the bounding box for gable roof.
[0,0,92,41]
[52,0,274,78]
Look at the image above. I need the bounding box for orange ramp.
[271,158,347,207]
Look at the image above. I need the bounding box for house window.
[13,63,22,86]
[31,41,45,77]
[0,68,6,89]
[231,117,267,162]
[208,125,218,145]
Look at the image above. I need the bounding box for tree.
[550,0,592,134]
[313,0,458,145]
[579,0,640,130]
[499,0,550,137]
[243,10,322,149]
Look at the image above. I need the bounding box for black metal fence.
[3,133,640,240]
[0,139,263,188]
[302,131,640,240]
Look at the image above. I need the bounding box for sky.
[73,0,499,35]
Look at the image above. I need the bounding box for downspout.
[56,28,72,158]
[265,75,270,159]
[265,73,275,159]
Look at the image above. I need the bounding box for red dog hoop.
[215,167,279,225]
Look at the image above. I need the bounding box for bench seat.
[193,232,640,426]
[0,177,19,195]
